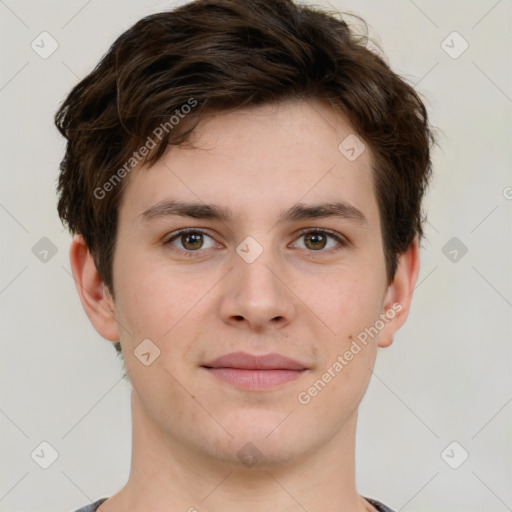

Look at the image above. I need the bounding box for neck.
[102,390,374,512]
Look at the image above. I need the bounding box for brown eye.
[180,232,203,250]
[293,229,346,252]
[304,232,328,250]
[165,229,217,252]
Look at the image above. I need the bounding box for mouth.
[201,351,308,390]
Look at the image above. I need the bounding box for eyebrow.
[139,199,368,227]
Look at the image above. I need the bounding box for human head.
[55,0,435,359]
[55,1,436,487]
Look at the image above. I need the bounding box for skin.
[70,98,419,512]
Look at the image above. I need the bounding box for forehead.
[118,98,379,229]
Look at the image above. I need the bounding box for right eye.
[163,228,219,254]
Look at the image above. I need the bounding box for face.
[101,98,413,467]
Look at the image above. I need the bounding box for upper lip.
[202,351,307,370]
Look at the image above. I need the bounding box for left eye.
[292,229,345,251]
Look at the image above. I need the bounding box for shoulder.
[72,498,108,512]
[365,496,396,512]
[74,496,394,512]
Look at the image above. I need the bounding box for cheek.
[113,256,213,384]
[299,266,385,403]
[299,293,381,418]
[114,262,201,423]
[306,268,385,341]
[113,255,190,341]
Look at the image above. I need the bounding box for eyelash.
[163,227,347,257]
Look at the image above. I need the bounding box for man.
[55,0,435,510]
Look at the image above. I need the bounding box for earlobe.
[69,234,120,342]
[378,236,420,348]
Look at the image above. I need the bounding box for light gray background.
[1,1,511,511]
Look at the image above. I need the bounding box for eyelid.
[163,227,219,246]
[291,227,348,250]
[163,227,347,254]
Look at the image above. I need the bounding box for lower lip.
[203,368,306,390]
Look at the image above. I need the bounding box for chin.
[200,412,309,468]
[208,436,305,470]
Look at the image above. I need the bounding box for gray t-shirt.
[73,496,396,511]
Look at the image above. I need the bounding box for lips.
[202,351,306,370]
[201,352,308,390]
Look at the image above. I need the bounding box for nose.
[218,242,296,332]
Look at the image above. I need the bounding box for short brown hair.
[55,0,435,342]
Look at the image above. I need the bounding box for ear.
[69,234,119,342]
[378,235,420,348]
